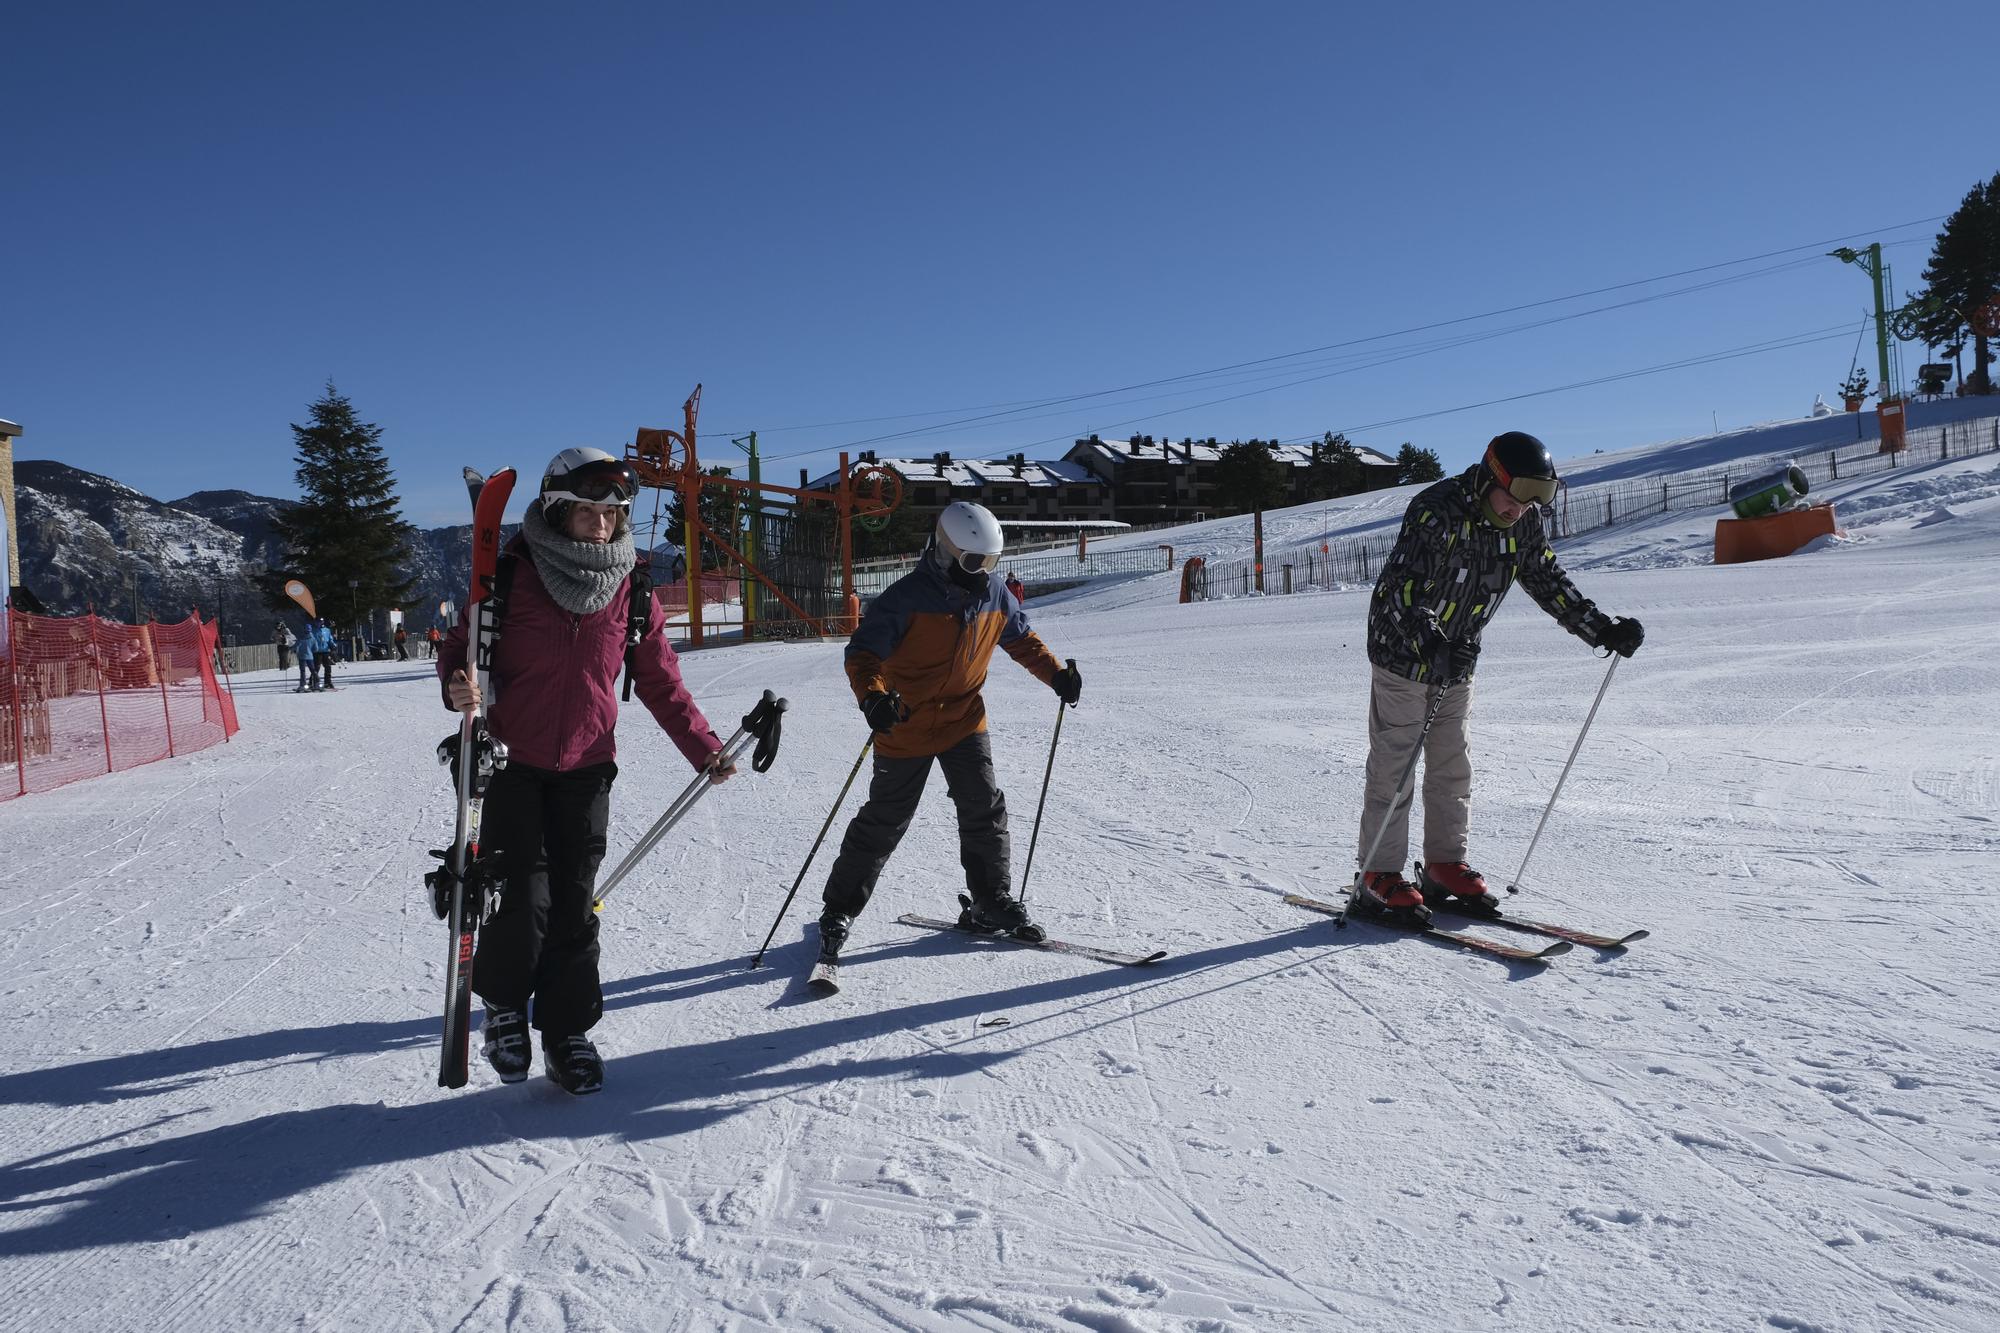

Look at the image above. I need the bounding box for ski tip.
[1619,929,1652,944]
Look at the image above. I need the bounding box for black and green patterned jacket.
[1366,466,1611,683]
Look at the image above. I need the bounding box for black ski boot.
[480,1004,531,1084]
[543,1033,603,1096]
[959,892,1047,943]
[817,911,850,964]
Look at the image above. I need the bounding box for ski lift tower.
[1829,243,1909,453]
[627,386,902,648]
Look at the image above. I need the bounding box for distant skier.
[1353,432,1644,924]
[313,619,338,691]
[1004,571,1027,605]
[441,447,735,1095]
[816,501,1081,970]
[274,622,292,674]
[294,618,317,692]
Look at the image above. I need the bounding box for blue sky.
[4,2,1990,524]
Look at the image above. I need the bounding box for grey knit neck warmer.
[521,499,635,616]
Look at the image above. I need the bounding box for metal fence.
[855,543,1175,600]
[1548,416,2000,538]
[1187,416,2000,602]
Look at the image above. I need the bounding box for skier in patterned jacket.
[816,501,1081,965]
[1353,431,1643,925]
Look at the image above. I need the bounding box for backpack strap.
[620,557,653,702]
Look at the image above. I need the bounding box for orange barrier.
[1179,556,1206,603]
[1714,503,1839,565]
[652,575,740,618]
[1,611,239,800]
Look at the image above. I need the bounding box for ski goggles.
[954,549,1001,574]
[1500,474,1557,506]
[545,464,638,509]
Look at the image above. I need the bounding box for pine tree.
[1909,171,2000,394]
[1213,440,1288,514]
[269,382,417,640]
[1395,443,1445,484]
[662,465,741,570]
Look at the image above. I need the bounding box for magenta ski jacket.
[438,541,721,774]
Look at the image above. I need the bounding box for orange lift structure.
[626,386,903,647]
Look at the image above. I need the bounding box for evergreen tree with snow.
[1909,171,2000,394]
[269,382,416,631]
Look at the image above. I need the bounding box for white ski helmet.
[541,447,637,524]
[935,500,1004,574]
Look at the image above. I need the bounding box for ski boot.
[1352,871,1431,929]
[543,1033,604,1096]
[480,1004,532,1084]
[816,911,850,964]
[958,892,1047,943]
[1418,861,1502,919]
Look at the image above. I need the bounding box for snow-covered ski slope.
[3,426,1999,1331]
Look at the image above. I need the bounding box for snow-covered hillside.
[2,432,1998,1330]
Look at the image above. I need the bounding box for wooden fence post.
[5,611,26,797]
[146,622,176,757]
[91,613,112,774]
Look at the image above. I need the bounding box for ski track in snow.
[2,439,1999,1330]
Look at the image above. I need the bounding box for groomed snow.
[3,433,1997,1331]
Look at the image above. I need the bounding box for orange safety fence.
[1,610,240,801]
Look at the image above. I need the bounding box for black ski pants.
[822,730,1009,919]
[473,759,616,1037]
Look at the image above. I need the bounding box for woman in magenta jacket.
[440,448,735,1096]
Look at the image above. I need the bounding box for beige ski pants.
[1356,665,1474,874]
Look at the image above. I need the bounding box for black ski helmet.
[1481,431,1558,506]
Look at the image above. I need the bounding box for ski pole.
[750,735,873,968]
[1505,653,1620,896]
[1018,659,1075,908]
[593,691,788,911]
[1339,684,1448,927]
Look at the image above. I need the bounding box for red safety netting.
[1,610,239,801]
[653,575,741,619]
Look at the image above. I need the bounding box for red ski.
[434,466,515,1089]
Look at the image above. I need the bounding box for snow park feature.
[2,404,1999,1329]
[1715,462,1837,565]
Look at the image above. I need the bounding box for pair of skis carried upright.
[430,467,516,1089]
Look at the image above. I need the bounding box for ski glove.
[861,689,907,735]
[1051,660,1082,705]
[1431,638,1478,685]
[1599,616,1645,658]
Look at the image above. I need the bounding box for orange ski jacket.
[844,557,1062,759]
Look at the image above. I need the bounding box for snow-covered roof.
[1071,436,1398,469]
[808,456,1102,490]
[0,418,21,438]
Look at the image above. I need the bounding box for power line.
[726,218,1941,466]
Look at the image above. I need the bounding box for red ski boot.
[1355,871,1431,928]
[1419,861,1502,918]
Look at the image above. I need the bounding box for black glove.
[1421,626,1477,685]
[1051,660,1082,705]
[861,689,906,734]
[1599,616,1645,658]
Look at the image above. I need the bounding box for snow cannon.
[1728,464,1809,520]
[1715,466,1838,565]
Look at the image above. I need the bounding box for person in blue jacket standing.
[294,618,317,692]
[313,619,338,692]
